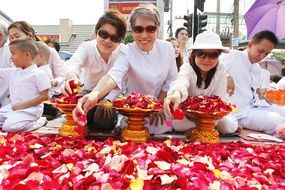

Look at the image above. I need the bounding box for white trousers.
[239,105,285,135]
[0,80,11,108]
[0,104,46,133]
[120,116,173,135]
[172,114,238,134]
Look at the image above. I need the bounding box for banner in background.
[109,0,157,14]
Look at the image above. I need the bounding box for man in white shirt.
[220,30,285,139]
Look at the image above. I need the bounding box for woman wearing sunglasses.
[62,10,127,132]
[164,30,238,134]
[73,4,178,135]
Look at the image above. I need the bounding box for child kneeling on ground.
[0,39,51,132]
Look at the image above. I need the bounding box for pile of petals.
[265,89,285,106]
[112,91,163,111]
[180,95,235,113]
[50,80,82,104]
[1,133,285,189]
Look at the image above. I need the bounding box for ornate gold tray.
[185,109,231,143]
[265,90,285,106]
[55,103,87,137]
[114,107,160,143]
[99,99,162,143]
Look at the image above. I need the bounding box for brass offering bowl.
[185,110,230,143]
[114,107,157,143]
[56,103,87,137]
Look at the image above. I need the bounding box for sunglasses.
[132,25,158,33]
[97,29,121,43]
[196,50,220,59]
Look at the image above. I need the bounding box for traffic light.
[198,14,208,33]
[196,0,205,12]
[183,14,193,37]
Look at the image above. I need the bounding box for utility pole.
[193,0,198,41]
[169,0,173,37]
[216,0,221,35]
[233,0,239,38]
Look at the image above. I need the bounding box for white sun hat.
[189,30,229,53]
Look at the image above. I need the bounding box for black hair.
[252,30,278,48]
[175,27,188,38]
[95,10,127,42]
[189,50,219,89]
[45,39,60,52]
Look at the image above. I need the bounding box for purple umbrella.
[260,58,282,76]
[244,0,285,40]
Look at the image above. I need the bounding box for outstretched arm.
[73,74,117,122]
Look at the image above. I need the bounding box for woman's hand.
[72,91,100,122]
[150,111,166,126]
[61,78,81,96]
[163,91,182,115]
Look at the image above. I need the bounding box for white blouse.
[48,47,64,78]
[108,40,178,98]
[168,61,227,101]
[64,40,126,91]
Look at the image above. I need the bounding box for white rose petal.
[159,174,177,185]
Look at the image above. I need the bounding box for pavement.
[31,114,285,145]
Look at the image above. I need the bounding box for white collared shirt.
[168,62,227,101]
[107,40,178,97]
[65,40,126,91]
[0,64,51,105]
[220,49,271,119]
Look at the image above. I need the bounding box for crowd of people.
[0,3,285,139]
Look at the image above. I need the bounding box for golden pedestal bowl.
[185,110,230,143]
[265,90,285,106]
[56,103,87,137]
[114,107,156,143]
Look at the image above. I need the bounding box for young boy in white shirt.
[34,41,64,97]
[0,39,51,132]
[34,41,63,120]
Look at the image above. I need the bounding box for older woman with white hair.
[73,4,178,135]
[164,30,238,134]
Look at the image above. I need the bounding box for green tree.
[270,51,285,65]
[124,32,134,44]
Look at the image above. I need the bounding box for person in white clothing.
[34,41,63,120]
[8,21,64,81]
[62,11,127,132]
[73,4,178,135]
[0,22,12,108]
[275,67,285,89]
[164,31,238,134]
[220,30,285,139]
[166,37,183,71]
[0,39,51,132]
[175,27,191,61]
[35,41,63,96]
[256,67,271,101]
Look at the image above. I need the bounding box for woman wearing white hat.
[164,30,238,134]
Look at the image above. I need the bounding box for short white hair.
[129,4,160,28]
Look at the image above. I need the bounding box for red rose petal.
[172,108,185,120]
